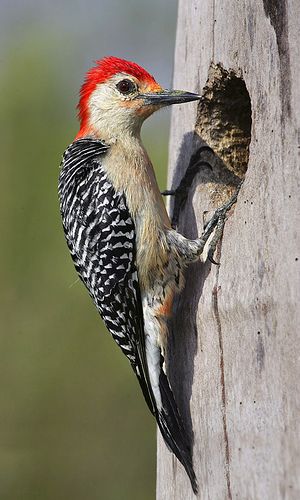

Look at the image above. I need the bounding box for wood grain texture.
[157,1,300,498]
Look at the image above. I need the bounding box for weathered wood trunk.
[157,1,300,498]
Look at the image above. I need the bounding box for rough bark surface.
[157,1,300,499]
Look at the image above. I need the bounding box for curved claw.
[208,252,220,266]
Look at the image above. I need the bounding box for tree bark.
[157,1,300,499]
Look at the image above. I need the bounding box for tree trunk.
[157,1,300,499]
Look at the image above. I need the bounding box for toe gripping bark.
[162,146,242,264]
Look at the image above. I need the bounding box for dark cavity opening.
[194,63,252,205]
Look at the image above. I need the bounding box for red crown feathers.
[77,56,157,137]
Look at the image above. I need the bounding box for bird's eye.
[116,79,136,95]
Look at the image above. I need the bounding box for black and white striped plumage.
[59,137,197,493]
[59,138,157,413]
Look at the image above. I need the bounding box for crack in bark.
[212,242,232,500]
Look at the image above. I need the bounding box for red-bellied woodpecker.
[59,56,239,493]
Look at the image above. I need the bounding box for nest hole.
[194,63,252,205]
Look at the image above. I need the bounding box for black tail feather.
[157,369,198,494]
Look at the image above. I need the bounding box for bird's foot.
[161,146,214,229]
[204,181,243,264]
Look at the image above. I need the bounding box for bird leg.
[166,181,242,266]
[162,145,243,264]
[204,183,242,264]
[174,182,241,265]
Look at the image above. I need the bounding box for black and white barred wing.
[59,138,156,415]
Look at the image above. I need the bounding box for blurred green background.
[0,1,176,499]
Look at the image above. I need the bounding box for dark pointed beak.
[139,89,202,106]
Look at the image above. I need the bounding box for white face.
[87,73,161,140]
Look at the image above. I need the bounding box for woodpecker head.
[76,56,201,140]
